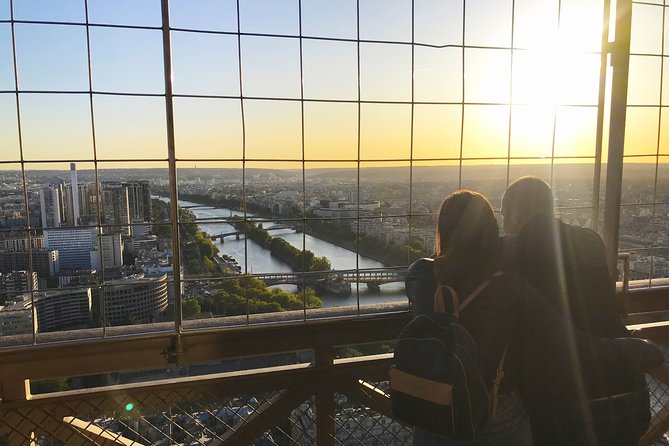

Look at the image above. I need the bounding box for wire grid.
[0,388,316,446]
[624,0,669,287]
[647,341,669,443]
[270,397,317,446]
[0,0,622,342]
[333,382,412,446]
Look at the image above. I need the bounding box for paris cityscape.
[3,0,669,444]
[0,162,666,339]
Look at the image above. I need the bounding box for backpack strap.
[490,342,509,421]
[460,271,503,312]
[432,271,510,420]
[433,271,503,316]
[433,285,459,314]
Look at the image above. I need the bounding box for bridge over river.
[210,225,293,241]
[253,268,406,287]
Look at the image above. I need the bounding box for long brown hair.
[434,190,499,287]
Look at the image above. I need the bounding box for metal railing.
[0,311,411,446]
[0,284,668,445]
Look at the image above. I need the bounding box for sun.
[504,8,604,159]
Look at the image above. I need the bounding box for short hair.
[502,176,554,221]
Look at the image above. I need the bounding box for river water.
[178,200,407,307]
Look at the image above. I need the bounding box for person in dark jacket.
[406,190,662,446]
[500,176,651,445]
[501,176,625,337]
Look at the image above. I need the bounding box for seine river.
[178,200,407,307]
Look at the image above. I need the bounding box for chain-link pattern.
[332,380,412,446]
[0,388,316,446]
[645,341,669,444]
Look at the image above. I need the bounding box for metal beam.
[340,379,393,419]
[159,0,184,338]
[210,388,312,446]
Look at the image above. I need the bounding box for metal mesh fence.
[0,375,426,446]
[622,0,669,286]
[0,0,634,343]
[1,1,668,442]
[0,388,317,446]
[646,341,669,444]
[333,381,412,446]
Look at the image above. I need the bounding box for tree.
[182,299,201,318]
[310,256,331,272]
[203,256,217,273]
[188,259,201,274]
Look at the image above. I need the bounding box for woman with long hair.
[406,190,661,445]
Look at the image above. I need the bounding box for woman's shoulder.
[406,258,436,315]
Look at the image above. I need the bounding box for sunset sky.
[0,0,667,169]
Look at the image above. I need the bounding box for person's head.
[435,190,499,260]
[501,176,554,235]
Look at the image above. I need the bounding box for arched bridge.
[253,269,406,286]
[211,225,292,241]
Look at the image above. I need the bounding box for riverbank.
[183,199,408,306]
[175,193,404,267]
[229,219,331,273]
[301,227,387,265]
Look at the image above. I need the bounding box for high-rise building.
[0,270,38,302]
[0,235,45,252]
[62,185,75,226]
[124,182,142,222]
[101,182,131,235]
[39,186,62,228]
[77,183,97,221]
[70,163,80,226]
[90,233,124,269]
[131,219,149,239]
[0,250,59,278]
[44,228,96,271]
[139,180,152,221]
[123,181,152,222]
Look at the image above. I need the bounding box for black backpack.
[391,272,507,441]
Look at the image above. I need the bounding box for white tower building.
[70,163,80,226]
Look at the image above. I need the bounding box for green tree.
[188,259,201,274]
[182,299,202,318]
[203,256,217,273]
[310,256,332,272]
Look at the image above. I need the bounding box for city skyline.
[0,1,667,335]
[2,0,667,168]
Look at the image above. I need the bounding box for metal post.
[315,346,335,445]
[603,0,632,279]
[1,379,31,402]
[592,0,612,231]
[160,0,184,335]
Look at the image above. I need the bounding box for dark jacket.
[508,215,627,337]
[504,216,652,444]
[406,258,660,403]
[406,257,661,445]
